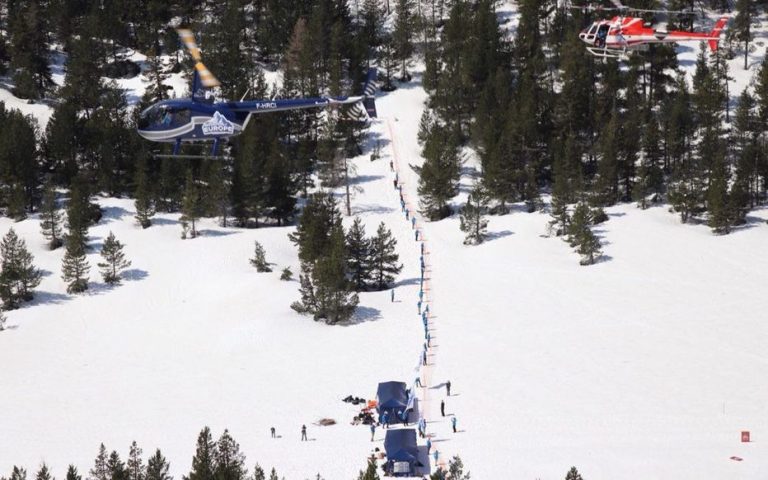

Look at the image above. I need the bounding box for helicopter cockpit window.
[138,105,191,129]
[596,24,610,47]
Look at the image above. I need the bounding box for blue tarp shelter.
[376,381,409,423]
[384,428,420,477]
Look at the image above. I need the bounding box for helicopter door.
[596,24,610,48]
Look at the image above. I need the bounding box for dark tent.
[376,381,409,423]
[384,428,420,477]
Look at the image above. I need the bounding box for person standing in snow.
[270,427,276,438]
[432,449,439,465]
[381,411,389,429]
[415,375,422,387]
[446,380,451,396]
[426,332,431,347]
[370,423,376,441]
[426,437,432,454]
[422,349,427,366]
[391,289,395,302]
[440,400,445,417]
[301,425,307,441]
[451,416,457,433]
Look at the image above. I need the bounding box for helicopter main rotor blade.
[177,28,221,88]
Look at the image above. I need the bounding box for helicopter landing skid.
[587,47,632,61]
[151,153,233,161]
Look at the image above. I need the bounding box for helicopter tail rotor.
[177,28,221,88]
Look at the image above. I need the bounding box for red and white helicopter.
[575,0,728,59]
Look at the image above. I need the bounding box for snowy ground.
[3,4,768,480]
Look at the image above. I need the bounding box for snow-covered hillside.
[2,2,768,480]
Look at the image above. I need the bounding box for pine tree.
[415,123,461,220]
[267,470,277,480]
[459,184,489,245]
[567,202,591,249]
[392,0,415,81]
[313,225,359,324]
[251,465,264,480]
[369,222,402,291]
[594,107,621,206]
[145,450,171,480]
[180,171,202,239]
[732,0,756,70]
[345,217,371,291]
[9,0,53,99]
[288,192,342,265]
[280,267,293,281]
[0,309,7,330]
[250,241,272,272]
[564,466,584,480]
[126,443,144,480]
[134,157,155,229]
[446,456,470,480]
[185,427,216,480]
[40,177,64,249]
[90,445,110,480]
[355,459,379,480]
[66,176,93,244]
[707,154,731,234]
[577,227,602,266]
[0,228,42,309]
[98,232,131,284]
[214,430,247,480]
[107,450,127,480]
[10,467,27,480]
[65,466,81,480]
[35,464,52,480]
[61,231,90,294]
[634,111,664,209]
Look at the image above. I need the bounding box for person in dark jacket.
[301,425,307,441]
[446,380,451,396]
[440,400,445,417]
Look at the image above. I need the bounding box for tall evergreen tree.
[134,156,155,229]
[185,427,217,480]
[107,451,127,480]
[415,123,461,220]
[40,177,64,249]
[127,442,145,480]
[10,467,27,480]
[145,451,171,480]
[0,228,42,309]
[369,222,402,291]
[65,466,81,480]
[732,0,757,70]
[459,184,489,245]
[392,0,415,80]
[90,444,110,480]
[98,232,131,284]
[180,171,202,239]
[34,463,53,480]
[61,231,90,294]
[214,430,247,480]
[345,217,372,291]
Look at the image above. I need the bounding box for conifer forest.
[1,1,768,479]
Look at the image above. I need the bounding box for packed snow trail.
[384,116,448,472]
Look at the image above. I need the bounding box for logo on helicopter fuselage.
[202,111,236,136]
[254,102,278,110]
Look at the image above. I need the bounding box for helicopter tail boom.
[708,16,728,52]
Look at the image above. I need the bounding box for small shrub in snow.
[250,241,272,272]
[280,267,293,281]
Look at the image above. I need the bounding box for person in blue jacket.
[381,411,389,429]
[370,423,376,441]
[426,437,432,454]
[451,416,457,433]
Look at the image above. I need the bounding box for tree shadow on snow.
[122,269,149,281]
[350,174,385,186]
[150,217,180,226]
[486,230,513,242]
[30,291,70,306]
[352,204,396,215]
[197,229,239,237]
[100,205,131,223]
[339,306,382,326]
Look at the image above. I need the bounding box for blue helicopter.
[137,29,378,158]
